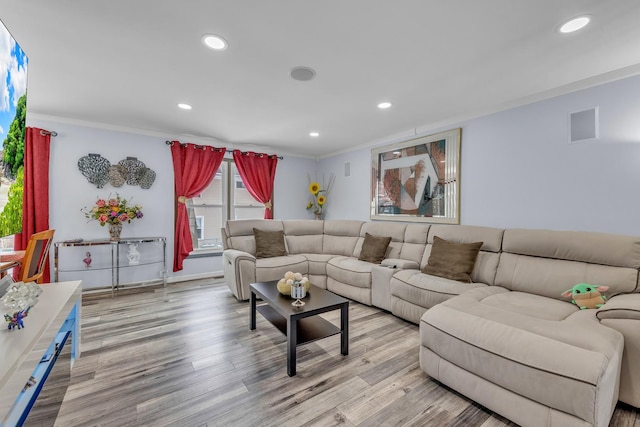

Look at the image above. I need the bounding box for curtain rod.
[165,140,224,152]
[165,140,283,159]
[40,130,58,137]
[237,150,283,160]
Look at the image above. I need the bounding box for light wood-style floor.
[33,279,640,427]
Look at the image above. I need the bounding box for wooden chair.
[20,229,55,283]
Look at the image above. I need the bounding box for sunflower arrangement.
[306,174,335,217]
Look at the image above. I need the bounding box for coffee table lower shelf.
[256,304,341,345]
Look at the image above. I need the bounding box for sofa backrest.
[496,229,640,300]
[322,220,364,256]
[398,224,430,264]
[424,224,504,285]
[283,220,324,254]
[354,222,407,259]
[225,219,284,256]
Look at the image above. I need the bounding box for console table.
[53,237,166,295]
[0,280,82,426]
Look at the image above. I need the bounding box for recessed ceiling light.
[559,16,590,33]
[202,34,228,50]
[178,103,192,110]
[378,102,392,109]
[309,132,320,137]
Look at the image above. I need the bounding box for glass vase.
[108,223,122,241]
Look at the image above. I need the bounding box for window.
[195,216,204,240]
[186,160,265,253]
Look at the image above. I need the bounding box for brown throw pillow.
[422,236,483,283]
[253,228,287,258]
[358,232,392,264]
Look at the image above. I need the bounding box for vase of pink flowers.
[82,194,143,241]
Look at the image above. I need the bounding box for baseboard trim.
[82,271,225,295]
[167,271,223,284]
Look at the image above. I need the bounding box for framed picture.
[370,128,461,224]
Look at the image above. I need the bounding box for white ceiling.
[2,1,640,158]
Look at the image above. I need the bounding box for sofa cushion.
[497,229,640,300]
[255,255,308,283]
[322,220,363,256]
[326,256,374,288]
[356,222,406,259]
[422,225,503,285]
[496,252,639,302]
[390,269,487,324]
[398,224,430,265]
[502,228,640,269]
[283,220,324,254]
[301,253,337,276]
[358,233,392,264]
[253,228,287,258]
[422,236,482,282]
[597,293,640,321]
[226,219,284,255]
[420,287,624,426]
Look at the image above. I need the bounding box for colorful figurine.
[83,251,92,268]
[4,307,30,330]
[561,283,609,309]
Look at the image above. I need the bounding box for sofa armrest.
[223,249,257,300]
[381,258,419,270]
[221,227,229,250]
[596,293,640,321]
[224,248,256,263]
[596,293,640,406]
[372,259,419,311]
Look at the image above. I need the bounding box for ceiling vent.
[290,66,316,81]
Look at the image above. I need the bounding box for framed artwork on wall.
[370,128,461,224]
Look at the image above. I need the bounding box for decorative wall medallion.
[78,154,156,189]
[118,157,146,185]
[107,165,126,187]
[78,154,110,188]
[137,167,156,189]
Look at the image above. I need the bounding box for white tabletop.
[0,280,82,424]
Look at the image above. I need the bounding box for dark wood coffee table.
[250,281,349,376]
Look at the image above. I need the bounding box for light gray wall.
[316,149,371,221]
[29,70,640,288]
[273,156,318,221]
[28,118,316,286]
[318,73,640,235]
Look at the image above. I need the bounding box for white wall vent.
[569,107,599,143]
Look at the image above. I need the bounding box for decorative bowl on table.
[277,271,311,306]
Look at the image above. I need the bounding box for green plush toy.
[561,283,609,309]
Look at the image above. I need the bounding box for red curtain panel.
[171,142,225,271]
[232,150,278,219]
[15,127,51,281]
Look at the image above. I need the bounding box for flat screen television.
[0,18,27,248]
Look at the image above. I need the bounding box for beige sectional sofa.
[222,219,640,427]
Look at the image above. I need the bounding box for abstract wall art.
[370,128,460,224]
